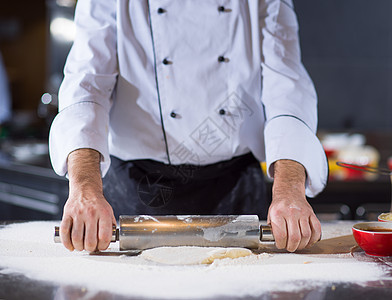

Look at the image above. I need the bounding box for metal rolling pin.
[54,215,274,250]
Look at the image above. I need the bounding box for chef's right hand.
[60,148,116,252]
[60,189,116,252]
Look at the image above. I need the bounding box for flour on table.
[320,221,358,240]
[0,221,389,300]
[140,246,252,265]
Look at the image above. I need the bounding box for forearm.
[272,159,306,200]
[67,148,102,195]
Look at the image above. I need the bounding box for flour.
[0,221,388,299]
[200,215,256,242]
[319,221,357,240]
[176,215,193,223]
[133,215,160,223]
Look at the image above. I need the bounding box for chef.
[49,0,328,254]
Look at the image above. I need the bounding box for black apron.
[103,153,269,219]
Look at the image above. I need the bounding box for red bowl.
[352,222,392,257]
[378,213,392,222]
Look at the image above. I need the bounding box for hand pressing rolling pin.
[55,215,274,250]
[268,160,322,252]
[50,0,327,253]
[60,149,116,252]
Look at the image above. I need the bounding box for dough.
[140,246,253,265]
[201,248,253,264]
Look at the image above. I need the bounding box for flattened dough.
[140,247,252,265]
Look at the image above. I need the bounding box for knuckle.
[272,205,285,214]
[73,209,84,217]
[71,228,82,239]
[301,230,311,239]
[101,210,112,220]
[271,226,285,239]
[269,204,283,215]
[314,224,322,233]
[290,235,301,246]
[86,207,97,218]
[278,232,287,241]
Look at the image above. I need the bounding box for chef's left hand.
[267,159,321,252]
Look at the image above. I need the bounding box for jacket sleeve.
[49,0,118,177]
[259,0,328,197]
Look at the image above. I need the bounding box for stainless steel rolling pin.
[54,215,274,250]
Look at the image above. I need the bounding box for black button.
[218,6,231,12]
[163,58,172,65]
[218,6,225,12]
[219,109,226,115]
[157,8,166,14]
[170,112,177,118]
[218,56,229,62]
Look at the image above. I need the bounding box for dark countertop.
[0,273,391,300]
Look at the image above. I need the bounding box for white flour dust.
[0,221,388,299]
[133,215,160,223]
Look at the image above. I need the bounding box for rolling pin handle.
[53,225,119,243]
[260,225,274,242]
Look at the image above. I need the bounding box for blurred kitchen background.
[0,0,391,221]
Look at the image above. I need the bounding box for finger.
[71,219,85,251]
[84,219,98,252]
[286,218,301,252]
[97,217,114,251]
[60,217,74,251]
[270,217,287,250]
[297,218,312,250]
[307,215,322,248]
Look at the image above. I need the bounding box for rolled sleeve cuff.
[49,102,110,177]
[264,116,328,197]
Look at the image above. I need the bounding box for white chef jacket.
[49,0,328,197]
